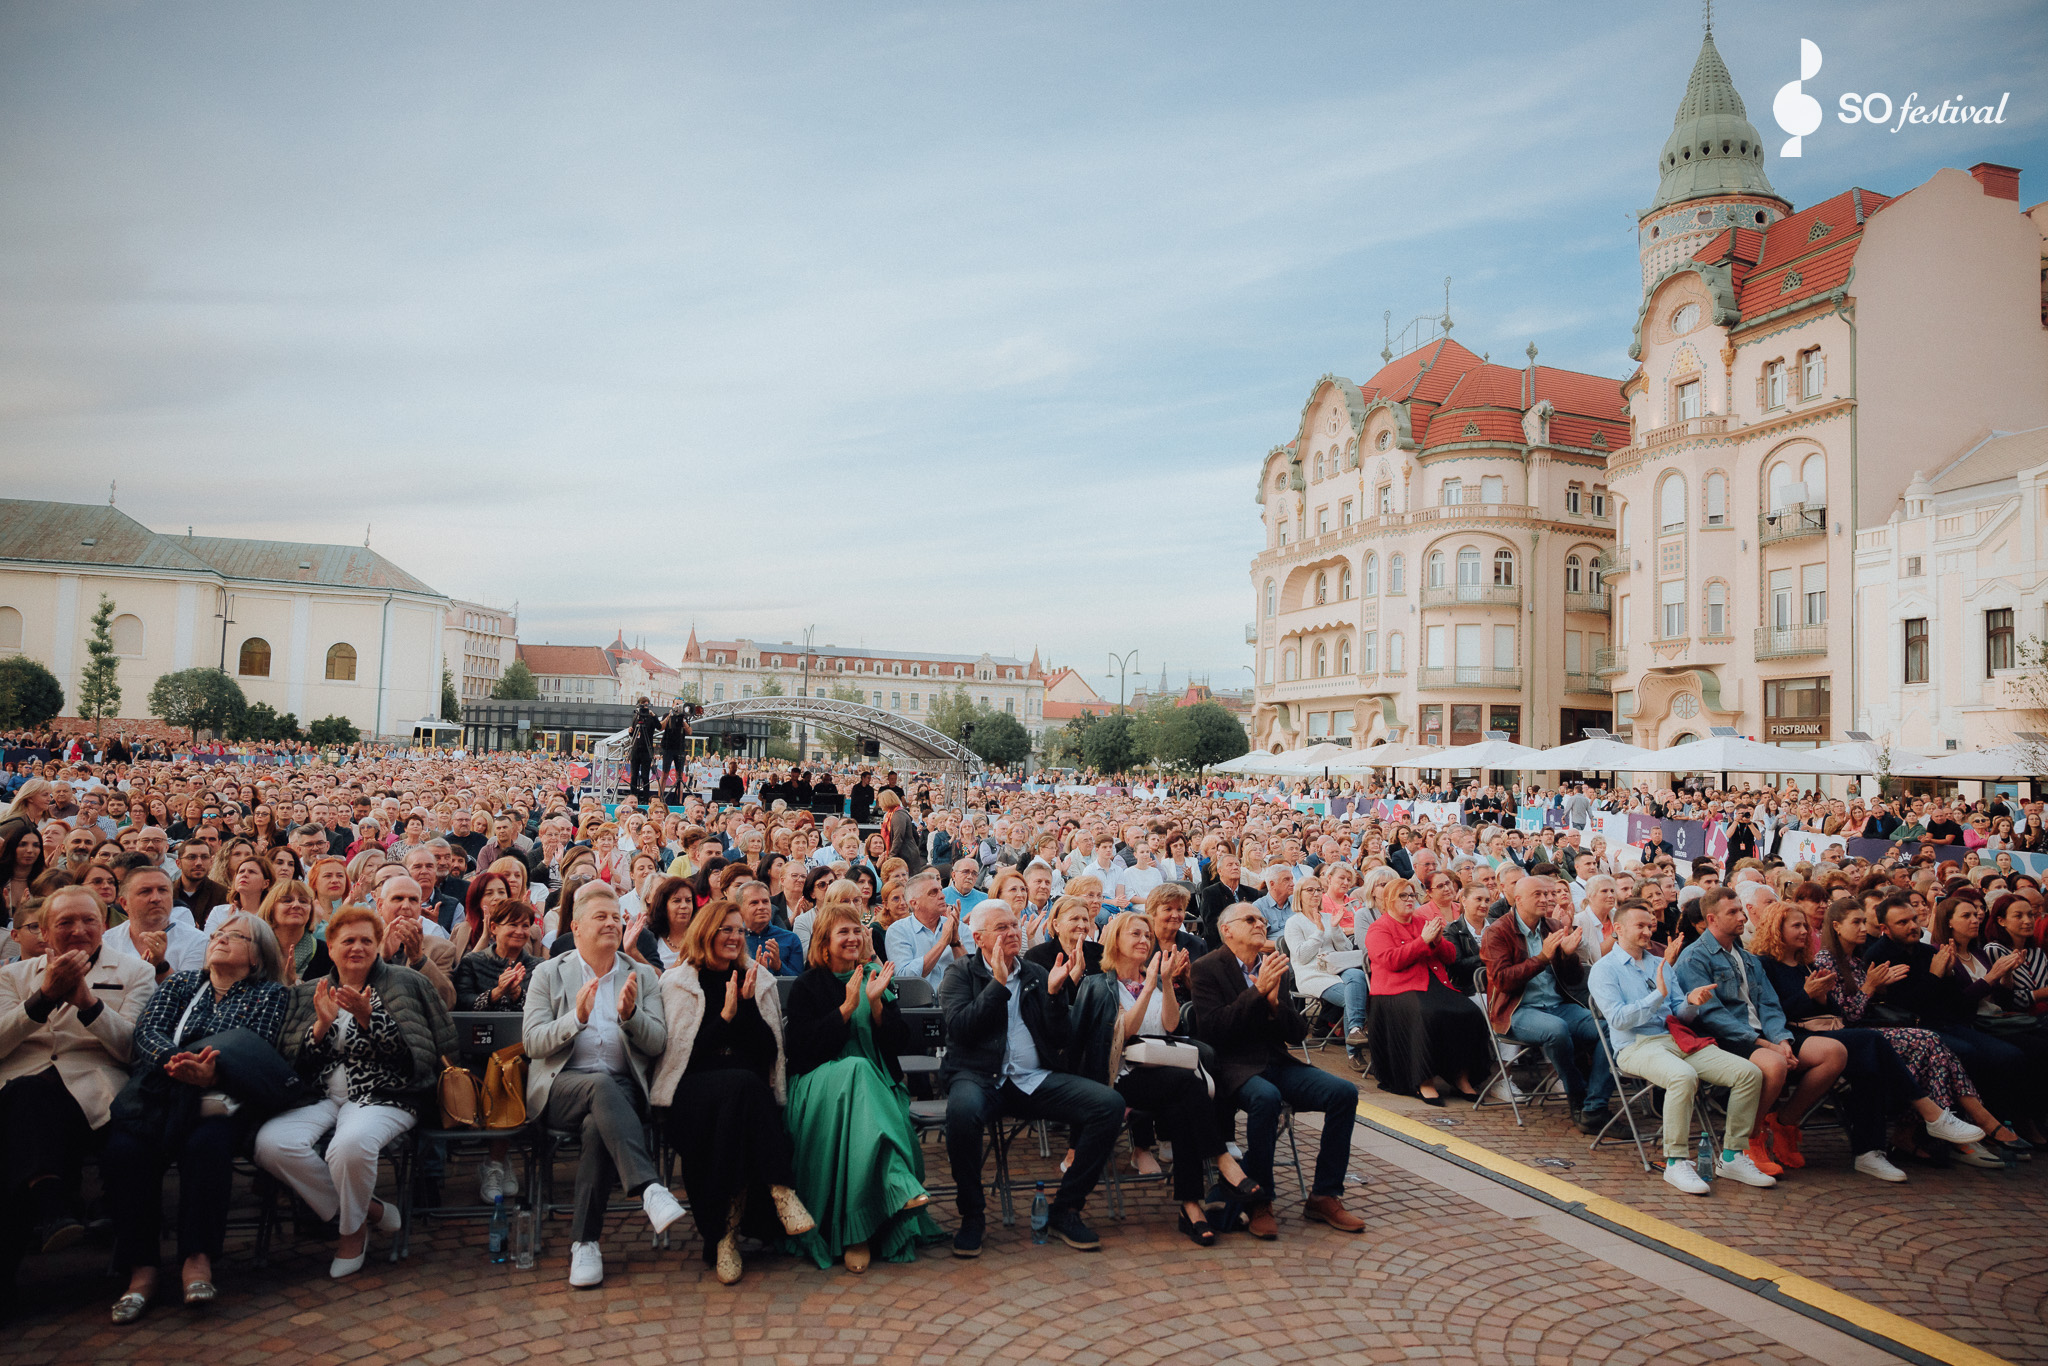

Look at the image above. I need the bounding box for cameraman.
[659,701,693,800]
[628,696,657,800]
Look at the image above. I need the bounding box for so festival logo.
[1773,38,2011,157]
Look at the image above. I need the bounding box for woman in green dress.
[783,898,943,1272]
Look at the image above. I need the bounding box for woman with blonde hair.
[204,852,277,933]
[306,855,352,928]
[260,879,325,983]
[783,899,940,1272]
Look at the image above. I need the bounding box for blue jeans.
[1321,968,1368,1034]
[1508,999,1613,1112]
[1234,1062,1358,1198]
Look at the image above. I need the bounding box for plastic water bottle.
[1029,1183,1050,1244]
[489,1192,509,1261]
[1695,1128,1717,1186]
[511,1206,536,1271]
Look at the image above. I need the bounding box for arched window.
[1704,472,1727,525]
[1314,454,1325,480]
[1363,554,1378,596]
[325,643,357,681]
[1590,557,1605,593]
[1339,565,1353,600]
[1389,555,1406,593]
[0,606,19,651]
[1265,579,1276,617]
[1801,452,1827,506]
[1315,571,1328,605]
[1767,461,1792,510]
[1456,548,1480,586]
[238,637,271,678]
[1387,632,1405,673]
[1339,638,1351,673]
[1659,473,1685,531]
[1428,551,1447,588]
[1314,643,1327,678]
[1565,554,1582,593]
[110,613,144,655]
[1493,549,1515,586]
[1704,581,1727,636]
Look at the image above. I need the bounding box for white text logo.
[1773,39,1824,157]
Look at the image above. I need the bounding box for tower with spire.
[1637,22,1790,291]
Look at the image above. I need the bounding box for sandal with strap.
[111,1292,151,1326]
[1176,1213,1217,1248]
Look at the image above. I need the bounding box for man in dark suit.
[1197,851,1259,950]
[938,901,1122,1260]
[1192,904,1364,1239]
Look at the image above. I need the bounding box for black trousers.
[0,1069,92,1194]
[944,1073,1122,1220]
[660,747,685,792]
[629,747,653,798]
[1116,1066,1226,1204]
[103,1115,243,1272]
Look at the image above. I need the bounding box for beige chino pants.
[1614,1033,1763,1161]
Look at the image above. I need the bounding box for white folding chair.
[1470,965,1559,1126]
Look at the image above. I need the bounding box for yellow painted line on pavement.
[1356,1100,2013,1366]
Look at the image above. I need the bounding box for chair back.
[449,1011,523,1063]
[774,974,799,1013]
[893,976,936,1009]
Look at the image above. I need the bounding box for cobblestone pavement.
[5,1052,2035,1365]
[1333,1049,2048,1366]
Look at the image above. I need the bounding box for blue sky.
[2,1,2042,701]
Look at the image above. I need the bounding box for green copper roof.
[1648,33,1782,212]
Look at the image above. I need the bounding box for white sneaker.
[643,1182,685,1235]
[478,1161,506,1203]
[568,1240,604,1288]
[1854,1150,1907,1183]
[1954,1140,2011,1169]
[1925,1109,1986,1145]
[1716,1152,1778,1188]
[1662,1161,1711,1195]
[1486,1078,1528,1104]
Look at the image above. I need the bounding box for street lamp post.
[1108,650,1139,715]
[797,624,815,760]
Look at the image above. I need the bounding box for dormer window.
[1670,303,1700,334]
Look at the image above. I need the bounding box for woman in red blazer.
[1364,877,1494,1105]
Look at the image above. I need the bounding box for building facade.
[678,629,1047,733]
[0,500,448,737]
[1607,31,2048,756]
[516,644,621,703]
[606,633,682,706]
[1248,345,1628,754]
[444,599,518,702]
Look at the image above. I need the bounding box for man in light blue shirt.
[943,859,988,917]
[1587,904,1770,1195]
[887,870,966,992]
[1252,865,1295,939]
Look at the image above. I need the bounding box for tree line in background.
[1041,700,1249,775]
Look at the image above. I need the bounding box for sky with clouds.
[2,0,2042,700]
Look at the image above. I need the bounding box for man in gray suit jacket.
[523,881,680,1289]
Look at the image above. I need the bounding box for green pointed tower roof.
[1648,31,1784,212]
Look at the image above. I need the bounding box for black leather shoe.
[1047,1208,1100,1251]
[951,1217,985,1258]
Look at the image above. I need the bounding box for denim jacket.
[1673,934,1790,1050]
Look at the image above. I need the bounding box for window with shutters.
[1341,499,1353,527]
[1387,632,1405,673]
[1769,569,1794,630]
[1364,554,1378,596]
[1904,618,1928,683]
[1339,565,1352,600]
[1590,487,1608,519]
[1441,479,1463,506]
[1493,624,1515,670]
[1704,581,1727,637]
[1659,473,1685,532]
[1803,563,1827,625]
[1565,483,1582,515]
[1660,580,1686,639]
[1565,632,1582,673]
[1480,475,1505,504]
[1425,626,1445,669]
[1338,638,1351,673]
[1704,471,1727,526]
[1456,548,1480,586]
[1764,360,1787,409]
[1988,608,2016,673]
[1362,631,1377,673]
[1565,555,1582,592]
[1317,507,1330,535]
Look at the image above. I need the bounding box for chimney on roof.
[1969,163,2020,202]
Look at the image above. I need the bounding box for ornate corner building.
[1251,25,2048,760]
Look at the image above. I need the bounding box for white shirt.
[103,919,208,975]
[565,952,631,1078]
[1113,863,1164,907]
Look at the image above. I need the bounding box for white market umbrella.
[1814,740,1930,773]
[1893,743,2048,780]
[1434,738,1550,771]
[1266,741,1352,772]
[1653,734,1873,778]
[1333,743,1447,771]
[1537,736,1661,772]
[1208,752,1267,775]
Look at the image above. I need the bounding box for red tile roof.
[1043,699,1119,720]
[1353,338,1626,453]
[517,644,617,678]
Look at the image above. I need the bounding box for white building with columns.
[0,500,450,737]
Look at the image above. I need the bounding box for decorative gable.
[1781,270,1803,294]
[1461,421,1481,438]
[1807,220,1832,241]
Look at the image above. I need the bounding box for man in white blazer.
[0,885,155,1278]
[522,880,679,1289]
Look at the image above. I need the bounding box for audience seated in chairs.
[938,899,1123,1259]
[1282,877,1369,1071]
[1480,875,1612,1133]
[104,907,291,1322]
[782,899,941,1272]
[255,903,454,1277]
[1363,876,1493,1106]
[648,895,813,1285]
[522,880,681,1290]
[0,886,154,1315]
[1589,903,1773,1195]
[1193,903,1364,1238]
[1072,911,1263,1247]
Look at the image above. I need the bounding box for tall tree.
[0,657,64,730]
[925,686,977,742]
[308,714,361,746]
[147,667,247,741]
[1150,701,1250,772]
[441,665,461,721]
[962,707,1030,767]
[756,675,791,739]
[77,594,122,732]
[1079,713,1146,775]
[491,659,540,700]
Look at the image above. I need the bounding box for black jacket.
[1021,938,1102,1008]
[1445,916,1487,994]
[453,948,545,1012]
[783,965,914,1081]
[1196,879,1258,949]
[937,952,1070,1085]
[1064,970,1192,1085]
[1190,946,1309,1104]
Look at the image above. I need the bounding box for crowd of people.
[0,733,2044,1323]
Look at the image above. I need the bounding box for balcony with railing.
[1640,414,1730,448]
[1419,582,1522,609]
[1592,551,1629,579]
[1592,647,1629,676]
[1564,590,1610,615]
[1417,666,1522,691]
[1758,504,1827,545]
[1754,624,1828,659]
[1564,672,1611,694]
